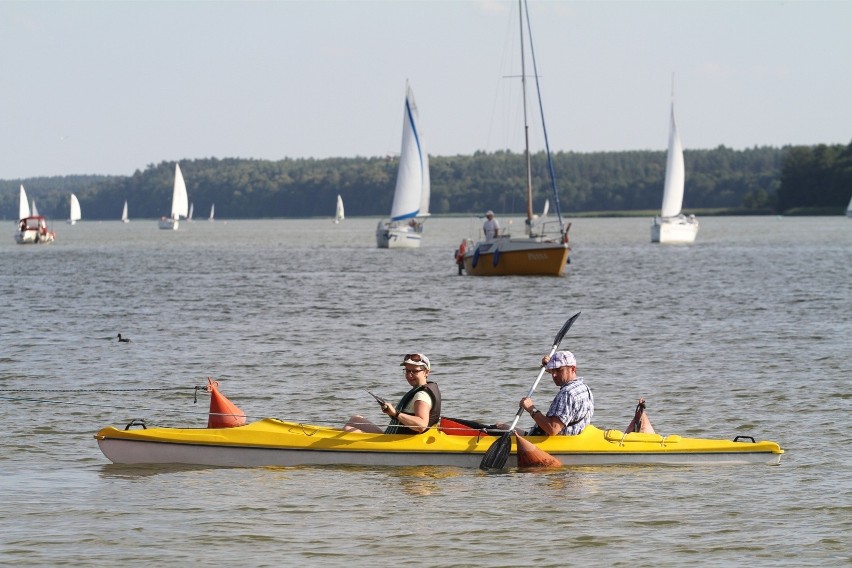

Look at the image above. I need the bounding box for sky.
[1,0,850,180]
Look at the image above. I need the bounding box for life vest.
[384,381,442,435]
[454,240,467,263]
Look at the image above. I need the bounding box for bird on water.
[117,333,131,343]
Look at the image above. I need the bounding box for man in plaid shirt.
[520,350,594,436]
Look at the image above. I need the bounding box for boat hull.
[463,237,570,276]
[14,216,56,245]
[376,221,423,249]
[158,217,179,230]
[651,216,699,243]
[94,420,783,468]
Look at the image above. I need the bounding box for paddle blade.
[479,432,513,470]
[516,434,562,468]
[553,312,581,347]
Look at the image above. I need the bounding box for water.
[1,216,850,567]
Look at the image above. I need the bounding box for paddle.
[479,311,581,470]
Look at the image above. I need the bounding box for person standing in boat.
[517,350,594,436]
[344,353,441,435]
[483,210,500,241]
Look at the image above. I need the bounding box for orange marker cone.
[206,377,246,428]
[515,433,562,468]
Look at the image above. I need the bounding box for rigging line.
[0,395,246,419]
[0,395,340,428]
[2,387,200,393]
[523,0,566,235]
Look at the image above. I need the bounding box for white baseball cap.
[545,350,576,369]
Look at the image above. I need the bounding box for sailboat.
[651,81,698,243]
[334,194,345,224]
[208,203,215,222]
[158,163,189,230]
[846,193,852,217]
[460,0,571,276]
[14,184,55,244]
[68,193,82,225]
[375,82,430,248]
[121,200,129,223]
[187,203,194,222]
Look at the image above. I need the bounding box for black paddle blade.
[553,312,581,347]
[479,432,513,470]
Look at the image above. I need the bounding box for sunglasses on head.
[403,353,423,362]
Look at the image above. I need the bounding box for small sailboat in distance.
[651,77,698,243]
[158,163,189,230]
[15,184,56,244]
[121,200,129,223]
[375,81,430,248]
[68,193,82,225]
[209,203,215,222]
[334,194,344,224]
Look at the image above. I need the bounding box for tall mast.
[519,0,533,226]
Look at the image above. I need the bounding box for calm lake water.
[1,216,850,567]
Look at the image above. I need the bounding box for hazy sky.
[1,0,850,180]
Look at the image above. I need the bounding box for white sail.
[121,200,129,223]
[660,102,685,218]
[209,203,215,222]
[652,82,698,244]
[31,199,39,217]
[69,194,82,224]
[172,163,189,219]
[188,202,194,221]
[335,195,345,223]
[847,193,852,217]
[19,185,30,219]
[389,83,428,222]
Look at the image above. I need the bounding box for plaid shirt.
[540,377,594,435]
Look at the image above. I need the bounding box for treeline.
[2,142,849,220]
[777,143,852,213]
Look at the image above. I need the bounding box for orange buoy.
[515,433,562,468]
[205,377,246,428]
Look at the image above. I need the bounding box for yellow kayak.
[95,418,783,468]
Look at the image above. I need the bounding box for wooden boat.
[460,1,571,276]
[95,418,783,468]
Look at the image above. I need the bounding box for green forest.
[2,142,850,221]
